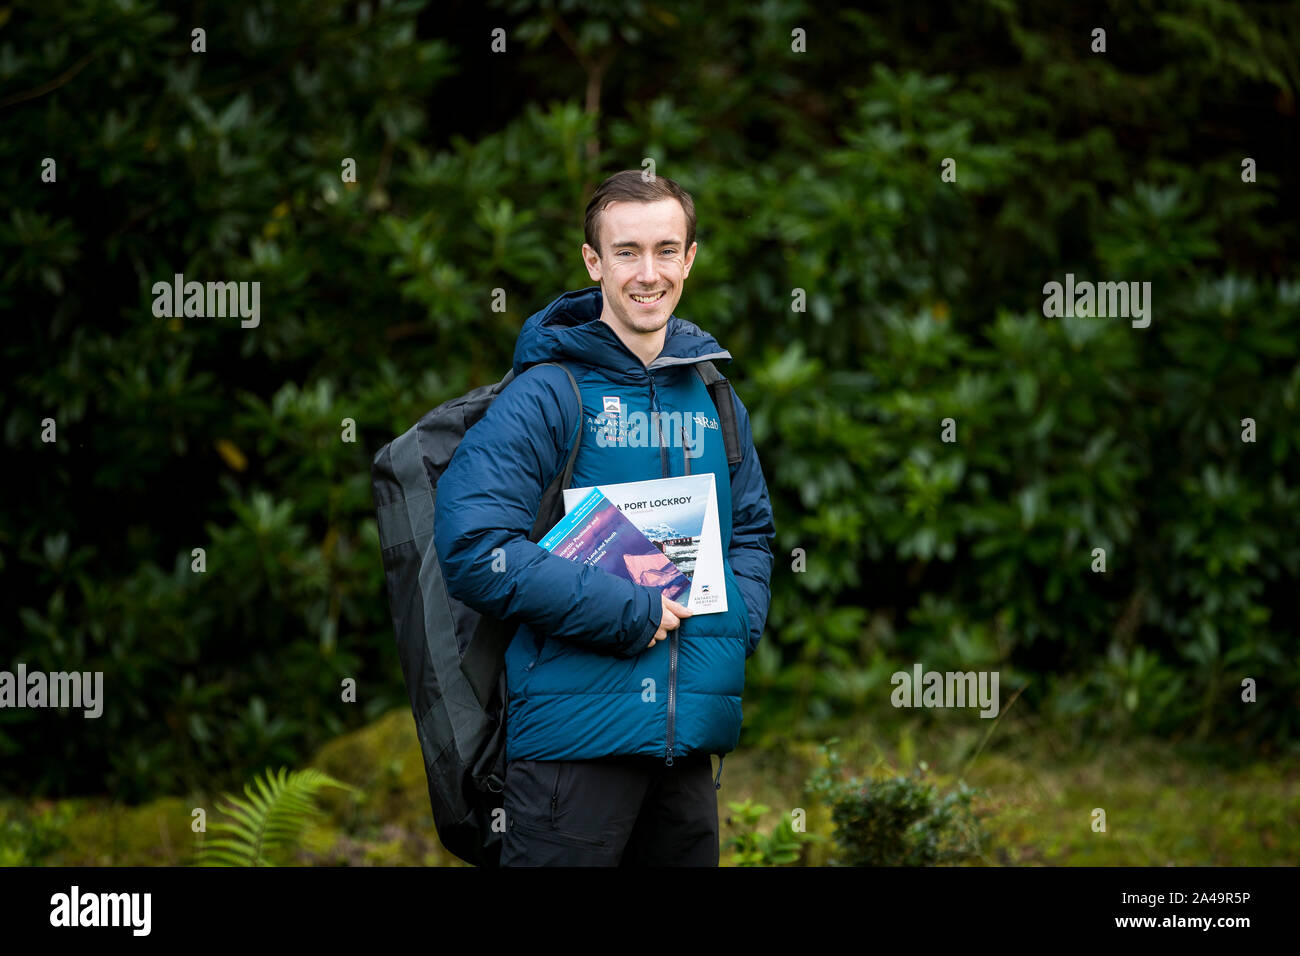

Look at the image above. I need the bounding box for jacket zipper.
[647,369,678,767]
[648,371,669,481]
[665,632,677,767]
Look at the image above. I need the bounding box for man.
[433,170,776,866]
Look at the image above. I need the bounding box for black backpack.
[370,359,742,867]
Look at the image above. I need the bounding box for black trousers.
[500,753,720,866]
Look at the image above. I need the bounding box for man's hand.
[646,595,692,649]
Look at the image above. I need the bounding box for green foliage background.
[2,0,1297,801]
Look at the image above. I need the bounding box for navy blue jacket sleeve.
[433,364,664,658]
[726,385,776,658]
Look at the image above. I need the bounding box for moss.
[39,796,196,866]
[299,708,461,865]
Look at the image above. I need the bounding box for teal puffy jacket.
[433,287,775,764]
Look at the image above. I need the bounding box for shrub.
[806,741,990,866]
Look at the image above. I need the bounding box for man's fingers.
[665,597,693,617]
[649,595,693,652]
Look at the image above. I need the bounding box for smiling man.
[433,170,776,866]
[585,185,697,363]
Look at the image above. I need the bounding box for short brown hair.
[584,170,697,258]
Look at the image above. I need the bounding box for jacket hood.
[513,286,731,380]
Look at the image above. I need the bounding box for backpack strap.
[694,360,743,468]
[460,361,583,711]
[527,362,584,541]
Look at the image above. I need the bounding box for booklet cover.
[562,474,727,615]
[538,487,692,602]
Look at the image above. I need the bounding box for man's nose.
[637,255,661,285]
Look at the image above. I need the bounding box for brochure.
[562,473,726,615]
[538,487,692,601]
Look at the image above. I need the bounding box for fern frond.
[196,766,355,866]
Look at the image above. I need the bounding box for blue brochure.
[539,487,692,601]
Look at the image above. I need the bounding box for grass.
[5,707,1296,865]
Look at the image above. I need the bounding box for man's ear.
[682,241,698,279]
[582,243,602,282]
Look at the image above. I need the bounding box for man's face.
[582,198,697,337]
